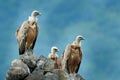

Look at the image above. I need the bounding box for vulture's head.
[76,35,85,42]
[51,46,59,53]
[31,10,41,17]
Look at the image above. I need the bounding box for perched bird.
[16,10,41,55]
[62,35,84,74]
[54,57,62,69]
[48,46,59,60]
[48,46,62,69]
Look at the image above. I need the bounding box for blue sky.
[0,0,120,80]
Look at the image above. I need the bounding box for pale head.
[51,46,59,53]
[76,35,85,42]
[31,10,41,17]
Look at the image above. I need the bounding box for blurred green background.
[0,0,120,80]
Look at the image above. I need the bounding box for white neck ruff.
[28,16,37,22]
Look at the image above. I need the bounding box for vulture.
[48,46,59,60]
[62,35,84,74]
[16,10,41,55]
[48,46,62,69]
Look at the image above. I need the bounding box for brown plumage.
[62,35,84,74]
[54,58,62,69]
[67,45,82,73]
[48,46,62,69]
[16,10,41,55]
[48,46,59,60]
[25,22,38,49]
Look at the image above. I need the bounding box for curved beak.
[38,12,42,16]
[82,37,85,40]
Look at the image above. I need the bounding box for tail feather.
[19,38,26,55]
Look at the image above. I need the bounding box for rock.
[25,69,66,80]
[25,55,85,80]
[6,59,30,80]
[25,69,84,80]
[36,55,54,70]
[75,74,85,80]
[24,69,45,80]
[20,49,37,72]
[6,55,85,80]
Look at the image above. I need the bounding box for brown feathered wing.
[16,21,38,55]
[66,45,82,73]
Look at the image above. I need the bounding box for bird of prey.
[16,10,41,55]
[62,35,84,74]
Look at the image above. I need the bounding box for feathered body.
[62,35,84,74]
[16,10,40,55]
[67,45,82,73]
[54,58,62,69]
[48,46,62,69]
[48,46,59,60]
[48,53,58,61]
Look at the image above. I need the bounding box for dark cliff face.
[6,51,84,80]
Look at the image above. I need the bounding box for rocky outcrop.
[6,59,30,80]
[19,49,37,72]
[25,69,84,80]
[6,50,85,80]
